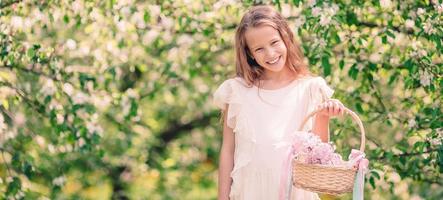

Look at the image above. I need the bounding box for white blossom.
[325,4,339,15]
[14,112,26,126]
[86,121,103,137]
[317,4,338,27]
[56,113,64,124]
[418,49,427,57]
[72,92,89,105]
[419,70,432,86]
[77,137,86,147]
[35,135,46,147]
[431,138,442,146]
[48,144,56,153]
[62,83,74,96]
[390,57,400,66]
[319,14,332,26]
[405,19,415,29]
[72,0,83,14]
[41,79,57,96]
[65,39,77,50]
[10,16,24,30]
[213,0,236,10]
[307,0,317,7]
[435,3,443,14]
[411,40,422,50]
[407,118,416,128]
[423,20,435,34]
[177,34,194,46]
[417,8,425,16]
[294,15,306,29]
[148,5,161,18]
[116,20,128,32]
[52,176,66,186]
[312,7,321,17]
[0,114,6,132]
[369,52,382,63]
[14,191,25,199]
[280,4,291,18]
[125,88,139,99]
[160,16,174,29]
[142,29,160,45]
[380,0,392,9]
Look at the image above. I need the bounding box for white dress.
[213,76,334,200]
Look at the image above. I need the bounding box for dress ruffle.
[310,77,335,107]
[302,77,335,132]
[213,78,257,199]
[212,76,334,200]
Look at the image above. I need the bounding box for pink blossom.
[292,131,348,166]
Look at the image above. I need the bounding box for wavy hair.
[235,5,312,86]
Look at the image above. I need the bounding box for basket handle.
[297,106,366,152]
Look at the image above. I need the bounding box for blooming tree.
[0,0,441,199]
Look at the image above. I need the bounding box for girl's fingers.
[328,101,333,114]
[333,102,339,114]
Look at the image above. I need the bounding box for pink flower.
[292,131,347,166]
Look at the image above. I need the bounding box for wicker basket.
[292,106,366,195]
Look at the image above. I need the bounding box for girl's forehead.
[244,25,281,47]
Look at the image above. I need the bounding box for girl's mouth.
[266,56,281,65]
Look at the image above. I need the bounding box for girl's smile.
[245,25,288,73]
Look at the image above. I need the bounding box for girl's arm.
[312,115,330,143]
[218,105,235,200]
[312,99,345,143]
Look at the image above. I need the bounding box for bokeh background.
[0,0,442,199]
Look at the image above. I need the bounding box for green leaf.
[27,48,35,58]
[12,153,21,169]
[355,102,364,113]
[386,30,395,38]
[369,176,375,189]
[292,0,302,5]
[339,60,345,70]
[321,56,331,76]
[23,161,34,178]
[346,11,358,25]
[143,11,150,23]
[381,35,387,44]
[63,14,70,23]
[6,177,21,195]
[348,63,358,80]
[371,171,381,179]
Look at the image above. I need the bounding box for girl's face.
[245,25,288,73]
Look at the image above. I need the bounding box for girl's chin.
[264,64,286,72]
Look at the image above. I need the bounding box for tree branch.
[146,110,219,166]
[0,0,21,9]
[0,65,63,82]
[375,148,440,160]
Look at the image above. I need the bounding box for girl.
[213,5,345,200]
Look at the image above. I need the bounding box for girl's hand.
[316,99,346,118]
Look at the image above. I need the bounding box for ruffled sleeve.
[302,77,335,132]
[310,76,334,107]
[213,79,231,110]
[213,78,255,198]
[212,78,243,130]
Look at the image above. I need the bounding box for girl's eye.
[255,48,263,52]
[271,40,279,45]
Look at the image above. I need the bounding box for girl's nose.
[265,48,277,58]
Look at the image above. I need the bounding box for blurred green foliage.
[0,0,441,199]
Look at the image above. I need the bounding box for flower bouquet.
[279,107,369,200]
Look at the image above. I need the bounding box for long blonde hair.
[235,5,312,86]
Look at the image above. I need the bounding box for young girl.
[213,5,346,200]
